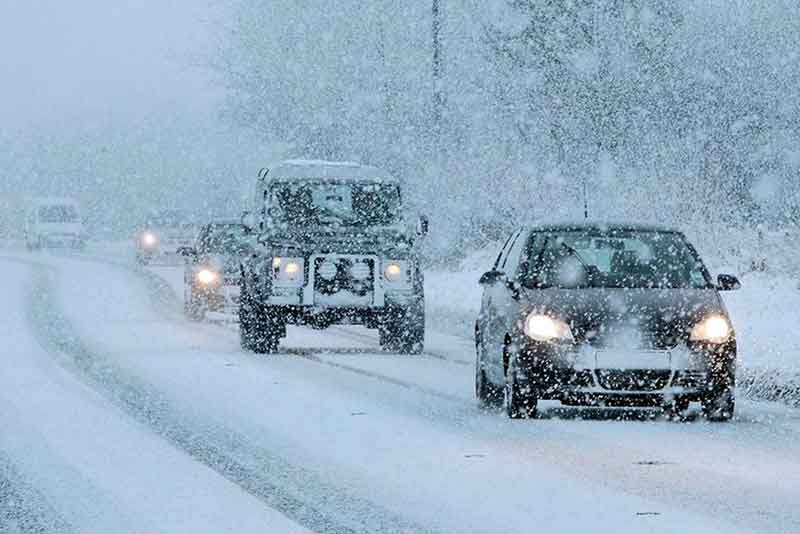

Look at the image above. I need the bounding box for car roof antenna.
[583,179,589,220]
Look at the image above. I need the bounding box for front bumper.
[515,338,735,405]
[40,234,83,248]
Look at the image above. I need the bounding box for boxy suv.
[239,160,427,354]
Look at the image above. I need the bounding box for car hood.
[261,226,415,256]
[519,287,728,349]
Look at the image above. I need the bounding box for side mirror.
[416,215,429,237]
[479,269,505,285]
[241,210,256,232]
[717,274,741,291]
[505,278,522,300]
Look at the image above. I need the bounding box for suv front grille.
[313,257,375,297]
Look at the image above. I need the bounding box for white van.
[25,198,86,250]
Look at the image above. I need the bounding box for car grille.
[313,257,375,297]
[595,370,672,391]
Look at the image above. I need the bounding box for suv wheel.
[380,305,424,354]
[241,299,282,354]
[505,368,538,419]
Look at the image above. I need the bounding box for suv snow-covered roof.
[262,160,398,184]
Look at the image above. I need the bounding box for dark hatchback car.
[475,223,740,421]
[179,220,255,321]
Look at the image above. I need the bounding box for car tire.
[702,360,736,422]
[475,336,503,408]
[505,368,538,419]
[184,287,204,321]
[662,397,690,420]
[380,304,424,355]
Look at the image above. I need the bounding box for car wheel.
[662,397,690,420]
[184,287,203,321]
[702,388,735,422]
[475,337,502,408]
[505,368,538,419]
[702,360,736,422]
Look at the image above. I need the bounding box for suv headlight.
[524,313,574,343]
[382,260,412,289]
[196,268,219,286]
[272,257,304,287]
[690,315,732,343]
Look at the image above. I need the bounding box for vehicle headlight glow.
[272,256,304,286]
[196,269,219,286]
[142,232,157,247]
[690,315,732,343]
[524,313,574,343]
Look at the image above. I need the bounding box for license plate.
[595,350,670,370]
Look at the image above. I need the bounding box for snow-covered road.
[1,250,799,533]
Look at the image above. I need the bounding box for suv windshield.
[269,182,401,226]
[199,224,252,254]
[524,230,711,289]
[39,205,78,223]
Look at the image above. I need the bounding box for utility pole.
[432,0,444,141]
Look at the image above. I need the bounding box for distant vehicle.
[25,197,86,250]
[239,160,428,354]
[475,223,740,421]
[135,209,197,265]
[178,220,255,321]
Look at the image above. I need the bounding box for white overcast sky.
[0,0,223,131]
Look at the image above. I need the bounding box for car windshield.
[148,211,194,231]
[269,181,401,226]
[39,205,78,223]
[199,224,252,254]
[525,230,712,289]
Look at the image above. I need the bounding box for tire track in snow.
[46,253,800,532]
[0,453,71,534]
[18,258,436,534]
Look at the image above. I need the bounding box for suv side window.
[502,229,529,277]
[493,230,519,270]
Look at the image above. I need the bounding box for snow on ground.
[0,255,310,534]
[4,242,800,532]
[33,253,778,532]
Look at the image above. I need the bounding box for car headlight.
[690,315,732,343]
[272,257,304,286]
[524,313,574,343]
[196,269,219,286]
[383,260,411,288]
[142,232,157,247]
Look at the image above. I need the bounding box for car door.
[480,229,524,383]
